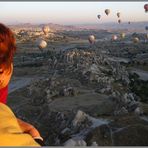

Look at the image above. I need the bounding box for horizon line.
[7,20,148,26]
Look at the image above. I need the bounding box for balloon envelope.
[112,35,118,41]
[118,19,121,24]
[38,40,47,50]
[120,33,125,39]
[144,4,148,12]
[42,26,50,35]
[133,37,139,43]
[105,9,110,15]
[117,12,121,18]
[97,15,101,19]
[88,35,95,44]
[145,26,148,30]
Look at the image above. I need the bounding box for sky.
[0,2,148,25]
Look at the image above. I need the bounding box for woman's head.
[0,23,16,67]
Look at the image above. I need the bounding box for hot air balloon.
[88,35,95,44]
[144,33,148,39]
[38,39,47,50]
[144,4,148,12]
[120,33,125,39]
[105,9,110,16]
[145,26,148,31]
[133,37,139,43]
[117,12,121,18]
[42,26,50,35]
[118,19,121,24]
[112,35,118,41]
[97,15,101,19]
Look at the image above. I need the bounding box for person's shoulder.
[0,103,13,114]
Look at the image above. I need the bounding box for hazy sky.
[0,2,148,25]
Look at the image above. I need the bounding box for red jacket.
[0,64,13,104]
[0,85,8,104]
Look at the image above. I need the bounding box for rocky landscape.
[7,24,148,146]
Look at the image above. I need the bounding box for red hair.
[0,23,16,69]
